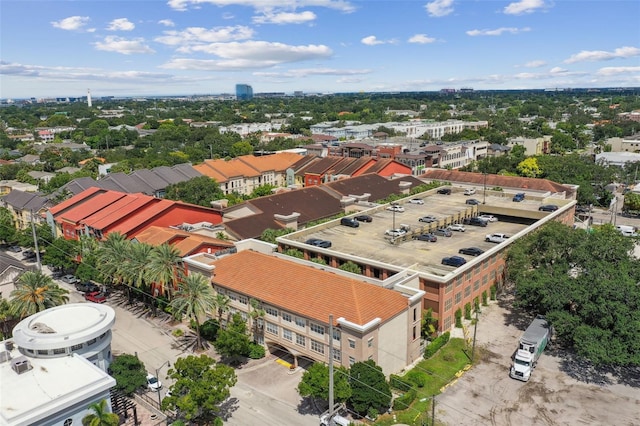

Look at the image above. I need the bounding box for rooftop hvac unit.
[0,350,10,363]
[11,357,32,374]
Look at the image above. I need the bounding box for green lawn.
[374,338,471,426]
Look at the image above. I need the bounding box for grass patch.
[374,338,471,426]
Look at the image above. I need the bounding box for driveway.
[436,297,640,425]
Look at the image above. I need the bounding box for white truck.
[510,315,551,382]
[485,233,509,243]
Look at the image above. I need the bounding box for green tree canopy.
[214,313,251,362]
[348,360,392,416]
[507,221,640,366]
[162,354,237,423]
[164,176,224,207]
[10,271,69,318]
[109,354,147,396]
[0,208,17,244]
[42,237,79,271]
[82,399,119,426]
[298,363,352,403]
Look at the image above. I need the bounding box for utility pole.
[471,306,479,362]
[328,314,334,424]
[431,395,436,426]
[30,210,41,272]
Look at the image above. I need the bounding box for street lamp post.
[156,361,171,410]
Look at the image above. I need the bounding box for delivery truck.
[510,315,551,382]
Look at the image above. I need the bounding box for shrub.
[172,328,184,337]
[490,285,497,300]
[200,319,220,342]
[482,290,488,306]
[474,297,480,313]
[389,374,413,392]
[248,343,266,359]
[454,308,463,328]
[464,302,472,320]
[424,332,450,359]
[406,370,427,388]
[392,388,417,411]
[367,407,379,420]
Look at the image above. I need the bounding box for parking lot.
[436,298,640,426]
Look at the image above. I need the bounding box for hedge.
[406,370,427,388]
[389,374,413,392]
[392,388,417,411]
[424,331,450,359]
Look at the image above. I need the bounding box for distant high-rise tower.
[235,84,253,100]
[87,89,92,107]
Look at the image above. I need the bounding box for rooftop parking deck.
[280,189,572,278]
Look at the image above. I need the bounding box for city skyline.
[1,0,639,99]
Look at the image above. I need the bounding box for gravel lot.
[436,297,640,426]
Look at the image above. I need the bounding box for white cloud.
[549,67,568,74]
[94,36,155,55]
[361,36,385,46]
[51,16,90,31]
[425,0,454,17]
[254,67,371,78]
[596,66,640,76]
[158,19,175,27]
[0,61,172,81]
[564,46,640,64]
[523,60,546,68]
[253,11,316,24]
[408,34,436,44]
[155,26,254,50]
[107,18,135,31]
[161,41,332,70]
[503,0,546,15]
[466,27,530,36]
[167,0,355,13]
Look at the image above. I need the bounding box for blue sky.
[1,0,639,99]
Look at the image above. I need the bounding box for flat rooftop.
[0,346,115,425]
[280,189,570,279]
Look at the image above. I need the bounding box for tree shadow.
[297,396,324,416]
[216,396,239,422]
[555,350,640,387]
[496,292,532,331]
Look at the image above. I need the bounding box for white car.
[147,373,162,391]
[386,205,405,213]
[463,188,477,196]
[478,214,498,223]
[485,233,509,243]
[448,224,466,232]
[409,199,424,205]
[385,229,407,237]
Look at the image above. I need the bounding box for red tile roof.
[211,250,408,326]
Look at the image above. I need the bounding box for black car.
[459,247,484,256]
[437,187,452,195]
[465,199,481,205]
[8,245,22,253]
[340,217,360,228]
[354,215,373,223]
[76,281,100,293]
[413,233,437,242]
[305,238,332,248]
[463,217,488,227]
[576,205,591,213]
[512,192,525,202]
[539,204,559,212]
[442,256,467,267]
[22,250,37,259]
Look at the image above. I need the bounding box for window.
[445,282,453,293]
[266,322,278,335]
[413,326,417,340]
[348,339,356,349]
[310,323,325,335]
[266,307,278,317]
[444,298,452,311]
[282,312,292,323]
[296,334,306,347]
[311,340,325,354]
[332,329,341,342]
[238,295,248,305]
[474,280,480,291]
[349,356,355,366]
[413,308,417,322]
[333,349,342,362]
[283,329,292,341]
[228,292,237,301]
[37,349,48,355]
[455,292,462,304]
[367,338,374,348]
[443,316,452,330]
[71,343,83,351]
[482,275,488,285]
[295,317,306,328]
[53,348,66,355]
[464,286,471,297]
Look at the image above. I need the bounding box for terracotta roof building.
[184,248,424,375]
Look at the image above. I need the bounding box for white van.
[616,225,638,237]
[320,414,351,426]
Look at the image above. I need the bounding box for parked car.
[413,233,437,242]
[22,250,36,259]
[575,205,591,213]
[512,193,525,202]
[8,246,22,253]
[340,217,360,228]
[485,233,510,243]
[409,198,424,205]
[354,214,373,223]
[418,215,437,223]
[478,214,498,223]
[442,256,467,267]
[433,228,452,237]
[147,373,162,391]
[458,247,485,256]
[386,204,405,213]
[305,238,332,248]
[447,224,466,232]
[84,291,107,304]
[61,274,80,284]
[463,217,488,227]
[437,187,452,195]
[76,281,100,293]
[539,204,559,212]
[385,228,407,238]
[463,188,477,196]
[465,199,481,205]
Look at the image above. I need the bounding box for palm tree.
[146,243,184,299]
[215,293,231,325]
[10,271,69,318]
[248,298,265,343]
[96,233,129,287]
[169,273,216,351]
[82,399,119,426]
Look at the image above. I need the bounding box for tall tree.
[0,208,17,244]
[170,273,216,350]
[145,243,184,298]
[298,363,352,403]
[214,313,251,363]
[82,399,119,426]
[248,298,265,342]
[164,176,224,207]
[109,354,147,396]
[214,293,230,324]
[162,354,237,423]
[348,360,392,416]
[10,271,69,318]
